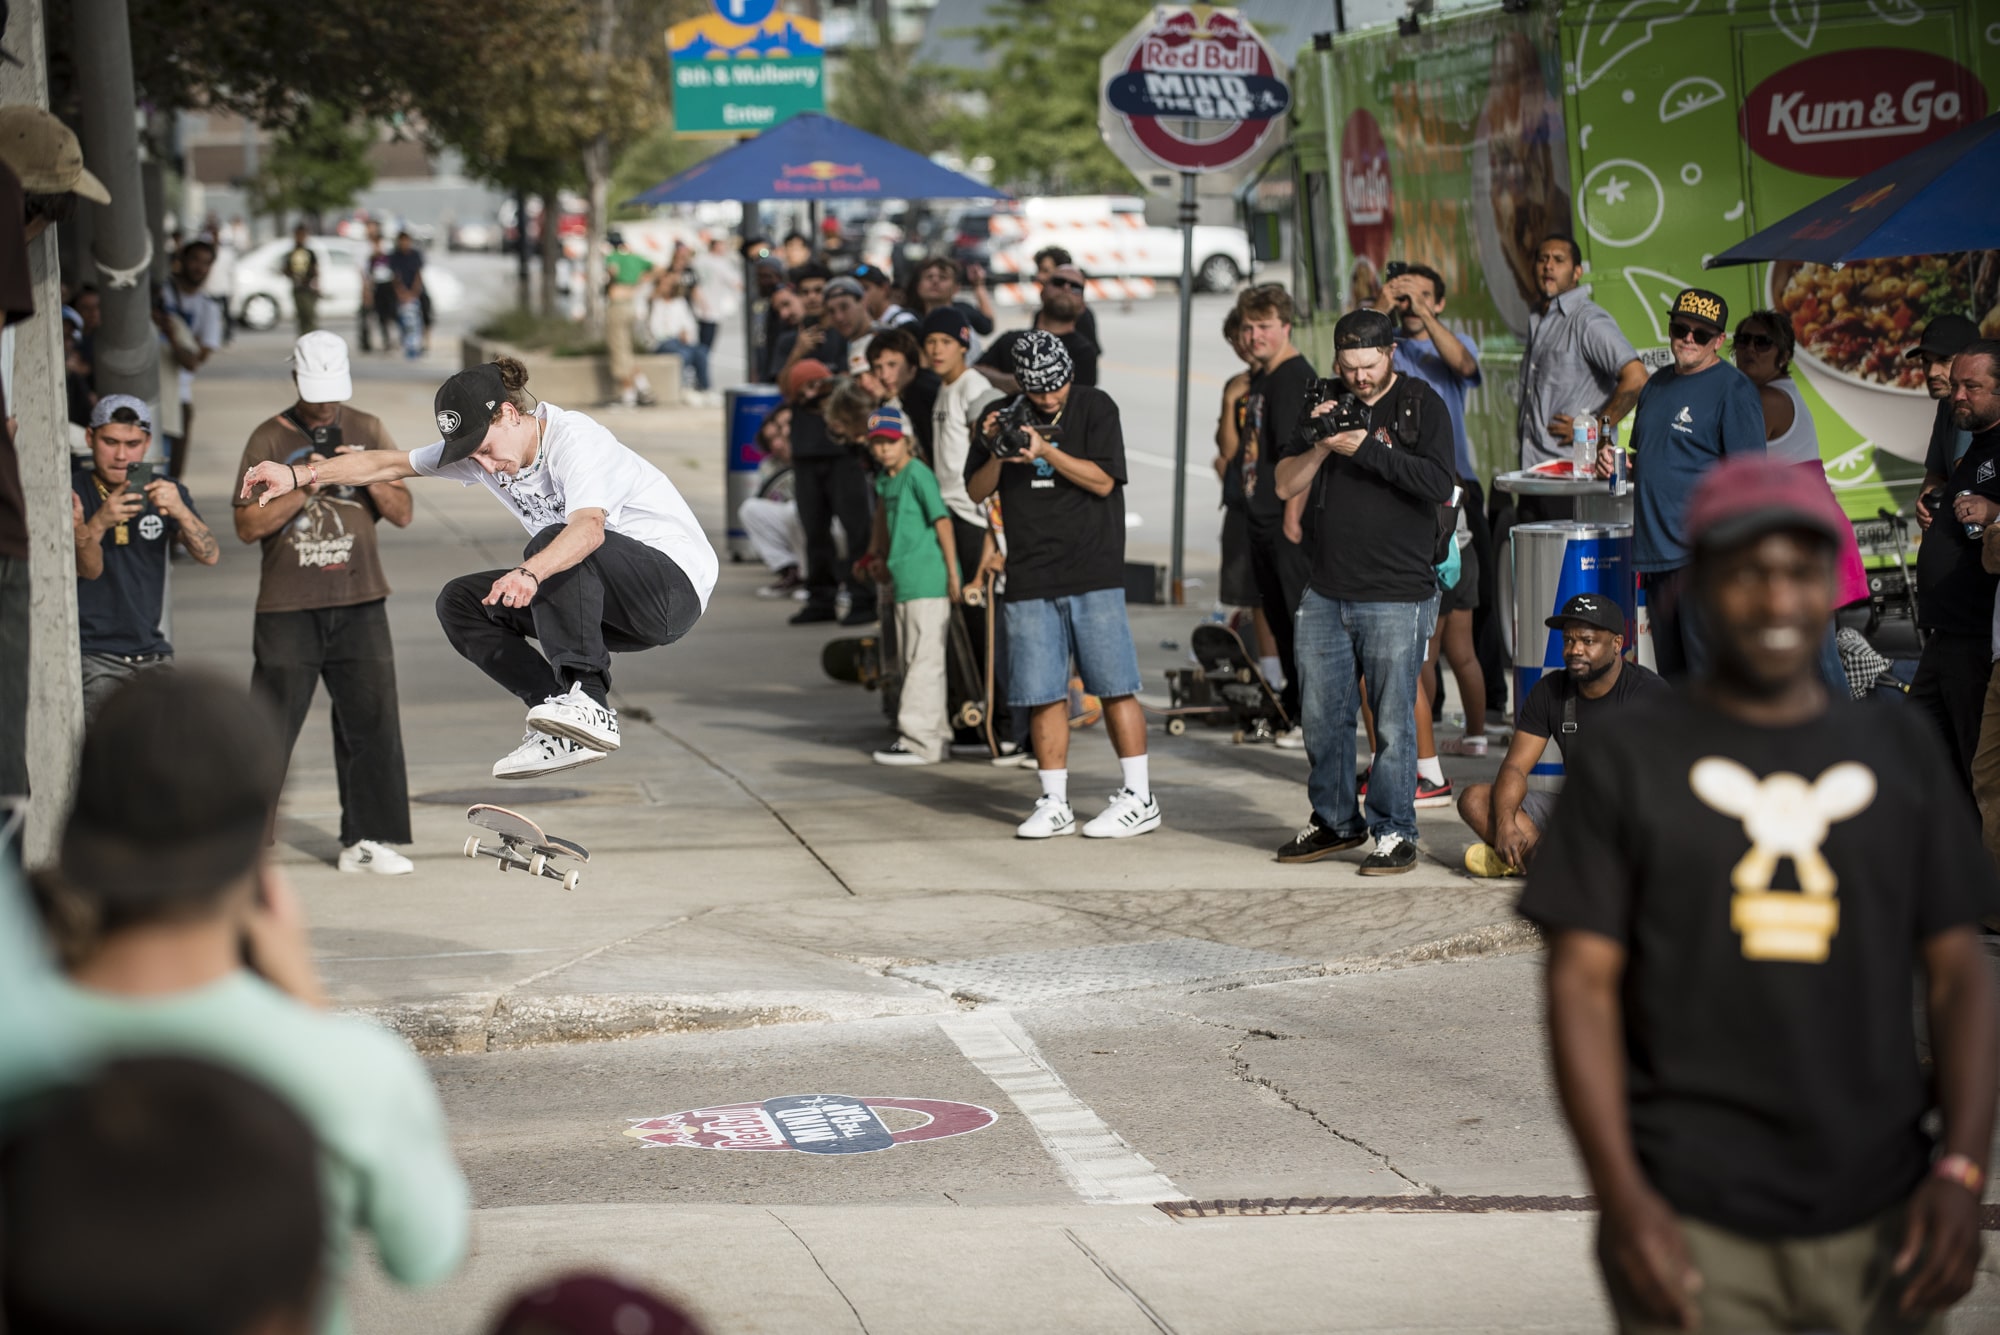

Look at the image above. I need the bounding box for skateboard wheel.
[1236,667,1254,684]
[1166,717,1186,736]
[962,705,984,728]
[1231,729,1246,744]
[561,870,581,892]
[529,853,547,878]
[464,837,481,860]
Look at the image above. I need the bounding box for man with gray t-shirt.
[1515,235,1648,521]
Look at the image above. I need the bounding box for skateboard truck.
[463,803,590,891]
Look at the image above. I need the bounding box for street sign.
[1098,5,1291,199]
[668,12,825,138]
[708,0,778,26]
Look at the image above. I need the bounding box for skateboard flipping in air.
[464,804,589,891]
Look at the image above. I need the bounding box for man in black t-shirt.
[71,396,222,716]
[1235,284,1315,732]
[1271,310,1456,875]
[1458,592,1668,876]
[966,331,1156,842]
[1911,313,1978,533]
[1523,455,1998,1332]
[1910,336,2000,797]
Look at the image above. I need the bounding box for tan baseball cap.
[0,107,109,204]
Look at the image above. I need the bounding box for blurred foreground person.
[1524,456,1998,1332]
[2,1057,324,1335]
[491,1272,707,1335]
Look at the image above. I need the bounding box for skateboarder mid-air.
[242,357,718,778]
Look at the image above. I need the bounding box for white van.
[973,195,1251,293]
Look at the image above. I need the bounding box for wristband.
[1932,1153,1984,1196]
[308,464,319,487]
[288,464,301,488]
[514,566,540,586]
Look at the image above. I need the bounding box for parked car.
[973,195,1252,293]
[450,219,502,252]
[228,235,467,332]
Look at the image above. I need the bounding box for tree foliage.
[609,122,717,221]
[830,29,957,157]
[947,0,1152,194]
[245,103,375,223]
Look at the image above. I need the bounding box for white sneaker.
[1273,727,1307,751]
[527,684,621,751]
[990,745,1037,769]
[1016,794,1076,839]
[873,742,939,766]
[493,730,609,779]
[1081,788,1162,839]
[337,839,414,875]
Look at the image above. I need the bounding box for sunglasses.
[1043,277,1085,292]
[1733,331,1775,350]
[1669,322,1719,346]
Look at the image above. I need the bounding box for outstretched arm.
[242,450,419,506]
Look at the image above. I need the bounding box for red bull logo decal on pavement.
[625,1095,997,1154]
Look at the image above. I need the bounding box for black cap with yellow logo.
[1668,288,1728,334]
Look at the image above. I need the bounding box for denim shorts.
[1003,588,1144,708]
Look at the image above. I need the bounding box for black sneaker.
[1275,815,1368,863]
[1358,832,1418,875]
[841,604,880,626]
[790,604,838,625]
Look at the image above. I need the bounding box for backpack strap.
[1560,687,1578,736]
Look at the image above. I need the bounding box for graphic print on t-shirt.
[498,466,566,530]
[1688,757,1877,963]
[285,495,368,571]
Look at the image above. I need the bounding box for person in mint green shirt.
[603,232,657,407]
[3,671,468,1333]
[862,404,960,766]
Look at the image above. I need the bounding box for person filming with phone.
[71,394,220,716]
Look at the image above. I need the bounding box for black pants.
[1247,515,1311,722]
[950,512,1010,738]
[0,555,26,797]
[1641,566,1705,682]
[252,599,411,847]
[1460,476,1508,715]
[435,526,702,706]
[794,453,876,614]
[1912,630,1990,798]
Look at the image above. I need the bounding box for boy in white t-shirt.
[241,358,719,779]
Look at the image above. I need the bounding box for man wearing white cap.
[232,332,417,875]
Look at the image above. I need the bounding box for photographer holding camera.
[232,332,417,876]
[1273,310,1456,875]
[966,331,1158,840]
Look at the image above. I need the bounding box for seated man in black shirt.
[966,331,1156,840]
[1523,455,1998,1332]
[1458,592,1669,877]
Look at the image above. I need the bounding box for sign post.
[1099,6,1289,602]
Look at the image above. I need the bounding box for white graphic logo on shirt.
[1978,459,1996,485]
[137,514,165,542]
[436,410,461,435]
[1688,757,1877,963]
[1670,405,1695,435]
[285,496,358,570]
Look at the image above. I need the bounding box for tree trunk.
[583,132,609,336]
[538,192,560,319]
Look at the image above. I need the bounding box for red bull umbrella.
[624,113,1007,205]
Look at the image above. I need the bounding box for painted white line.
[318,948,563,964]
[938,1008,1182,1205]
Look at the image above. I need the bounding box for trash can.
[724,385,782,563]
[1510,521,1635,785]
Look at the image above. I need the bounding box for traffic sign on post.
[1098,6,1289,602]
[668,11,825,138]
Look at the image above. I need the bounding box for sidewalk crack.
[1063,1228,1178,1334]
[1229,1037,1440,1196]
[767,1210,870,1333]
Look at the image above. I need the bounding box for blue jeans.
[397,299,423,358]
[1003,588,1144,708]
[1296,589,1438,843]
[655,337,712,391]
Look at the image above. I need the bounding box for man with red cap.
[1524,455,1998,1332]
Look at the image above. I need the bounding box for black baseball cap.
[1907,312,1979,361]
[1668,287,1728,334]
[434,363,506,464]
[1333,309,1396,350]
[1545,593,1625,636]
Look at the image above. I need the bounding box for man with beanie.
[967,330,1158,836]
[233,332,415,876]
[241,358,717,780]
[1273,308,1456,875]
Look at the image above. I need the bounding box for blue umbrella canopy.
[625,114,1006,206]
[1708,112,2000,269]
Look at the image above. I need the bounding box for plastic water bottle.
[1572,413,1599,477]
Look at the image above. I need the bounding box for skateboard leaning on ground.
[1190,621,1291,744]
[464,804,590,891]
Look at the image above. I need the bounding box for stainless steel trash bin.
[724,385,782,563]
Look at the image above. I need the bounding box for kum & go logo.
[1741,47,1986,178]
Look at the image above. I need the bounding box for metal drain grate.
[1162,1199,2000,1230]
[413,786,588,806]
[890,937,1311,1003]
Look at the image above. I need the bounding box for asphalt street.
[168,268,2000,1334]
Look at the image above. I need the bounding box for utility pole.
[0,0,82,863]
[73,0,159,410]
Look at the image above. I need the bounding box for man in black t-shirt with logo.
[1271,309,1456,875]
[966,331,1156,841]
[1235,284,1315,736]
[1458,593,1668,877]
[1523,455,1998,1332]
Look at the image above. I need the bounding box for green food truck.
[1283,0,1998,570]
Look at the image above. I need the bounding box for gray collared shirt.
[1516,285,1639,469]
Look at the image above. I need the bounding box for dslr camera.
[989,396,1063,459]
[1301,377,1372,443]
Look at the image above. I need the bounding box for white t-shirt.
[161,284,223,404]
[931,366,1004,527]
[409,402,719,608]
[690,252,741,323]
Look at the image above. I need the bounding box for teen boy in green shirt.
[862,405,961,765]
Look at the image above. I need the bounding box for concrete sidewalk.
[163,329,1529,1051]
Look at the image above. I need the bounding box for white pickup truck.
[959,195,1252,293]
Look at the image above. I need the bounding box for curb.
[1323,919,1543,975]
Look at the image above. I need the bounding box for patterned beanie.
[1010,329,1073,393]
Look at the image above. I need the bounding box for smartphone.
[125,461,156,491]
